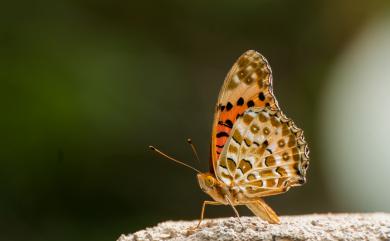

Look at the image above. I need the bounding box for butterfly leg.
[224,196,243,228]
[195,201,222,228]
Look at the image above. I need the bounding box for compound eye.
[205,176,215,187]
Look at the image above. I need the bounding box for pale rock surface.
[118,213,390,241]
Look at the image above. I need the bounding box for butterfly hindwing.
[217,107,309,199]
[211,50,279,172]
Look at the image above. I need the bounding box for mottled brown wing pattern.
[217,107,309,199]
[211,50,279,172]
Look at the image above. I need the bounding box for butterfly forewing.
[211,50,280,172]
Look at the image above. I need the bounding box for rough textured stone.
[117,213,390,241]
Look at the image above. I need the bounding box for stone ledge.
[118,213,390,241]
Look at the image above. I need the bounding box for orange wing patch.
[211,50,279,172]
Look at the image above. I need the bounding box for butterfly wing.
[246,198,280,224]
[211,50,279,173]
[217,107,309,198]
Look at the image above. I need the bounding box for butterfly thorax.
[197,172,244,205]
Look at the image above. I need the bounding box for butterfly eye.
[205,176,215,187]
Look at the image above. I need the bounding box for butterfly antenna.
[186,138,200,163]
[149,145,201,174]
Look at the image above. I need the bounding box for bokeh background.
[1,1,390,241]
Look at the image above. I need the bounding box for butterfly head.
[197,172,227,202]
[197,173,216,190]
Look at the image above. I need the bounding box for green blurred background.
[2,1,390,241]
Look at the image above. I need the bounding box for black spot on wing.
[259,92,265,101]
[237,97,244,106]
[216,132,229,138]
[218,120,233,128]
[225,119,233,128]
[247,100,255,107]
[226,102,233,111]
[262,140,269,146]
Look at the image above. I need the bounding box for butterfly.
[150,50,309,227]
